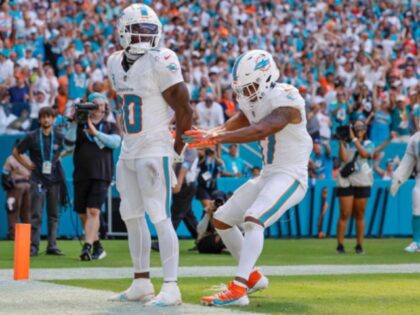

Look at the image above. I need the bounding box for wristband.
[352,138,358,143]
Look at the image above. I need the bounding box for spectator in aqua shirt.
[65,61,88,115]
[13,35,26,60]
[56,47,73,77]
[81,19,96,39]
[221,144,247,178]
[350,102,367,123]
[391,95,412,142]
[309,140,333,180]
[370,99,392,144]
[329,91,352,135]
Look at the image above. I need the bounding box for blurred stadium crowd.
[0,0,418,178]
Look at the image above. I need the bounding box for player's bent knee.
[243,220,264,234]
[213,218,232,230]
[244,216,264,228]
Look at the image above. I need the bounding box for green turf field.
[50,273,420,315]
[1,238,419,269]
[3,238,420,314]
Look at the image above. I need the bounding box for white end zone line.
[0,280,260,315]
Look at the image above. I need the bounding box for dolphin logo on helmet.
[231,50,280,103]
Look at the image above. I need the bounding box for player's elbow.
[254,124,276,140]
[184,103,193,117]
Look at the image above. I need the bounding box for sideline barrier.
[0,177,415,239]
[0,134,415,239]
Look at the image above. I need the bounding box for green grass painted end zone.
[50,273,420,315]
[1,238,419,269]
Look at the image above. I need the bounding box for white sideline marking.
[0,281,258,315]
[1,264,420,281]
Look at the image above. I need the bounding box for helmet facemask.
[233,82,260,103]
[231,50,279,106]
[233,75,273,104]
[122,22,160,54]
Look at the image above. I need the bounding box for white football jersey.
[107,48,183,159]
[394,131,420,181]
[239,83,313,189]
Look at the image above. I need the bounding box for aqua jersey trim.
[259,180,299,224]
[163,157,171,218]
[267,135,276,164]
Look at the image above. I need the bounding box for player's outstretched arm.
[162,82,193,154]
[210,107,301,144]
[391,136,417,196]
[209,110,250,134]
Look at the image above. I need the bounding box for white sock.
[216,226,244,262]
[236,222,264,280]
[125,217,151,273]
[155,218,179,282]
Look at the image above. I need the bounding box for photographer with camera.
[65,92,121,261]
[171,147,199,239]
[335,120,375,254]
[196,190,227,254]
[196,147,224,210]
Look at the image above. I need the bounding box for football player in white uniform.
[391,131,420,252]
[185,50,313,306]
[107,4,192,306]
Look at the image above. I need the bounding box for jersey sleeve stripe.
[258,142,265,164]
[267,135,276,164]
[258,180,299,224]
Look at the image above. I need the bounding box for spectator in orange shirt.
[319,71,335,94]
[219,89,237,121]
[57,75,68,115]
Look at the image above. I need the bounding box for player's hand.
[390,179,401,197]
[84,117,98,136]
[182,129,209,143]
[182,129,218,148]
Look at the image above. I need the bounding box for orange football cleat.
[247,268,269,294]
[201,281,249,306]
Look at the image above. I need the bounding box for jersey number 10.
[117,94,142,134]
